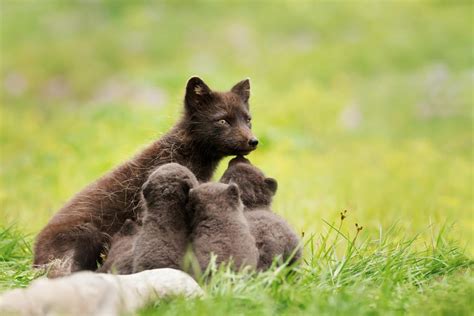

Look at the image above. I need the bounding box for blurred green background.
[0,1,472,250]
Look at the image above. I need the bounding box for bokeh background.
[1,1,472,250]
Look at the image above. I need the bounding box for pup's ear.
[181,179,195,195]
[264,177,278,195]
[185,76,213,112]
[231,78,250,103]
[188,188,197,203]
[141,180,152,202]
[226,182,241,203]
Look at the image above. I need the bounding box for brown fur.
[189,182,258,271]
[34,77,258,276]
[133,163,199,272]
[97,219,138,274]
[220,156,302,270]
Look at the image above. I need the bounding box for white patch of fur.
[46,250,75,278]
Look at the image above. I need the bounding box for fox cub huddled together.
[34,77,300,277]
[100,158,300,274]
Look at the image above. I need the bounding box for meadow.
[0,1,472,315]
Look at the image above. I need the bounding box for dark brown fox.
[34,77,258,276]
[220,156,302,270]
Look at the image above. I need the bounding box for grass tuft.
[0,225,42,290]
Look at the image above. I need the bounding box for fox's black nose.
[248,138,259,147]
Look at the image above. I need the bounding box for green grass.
[0,226,40,290]
[0,0,472,315]
[1,219,472,315]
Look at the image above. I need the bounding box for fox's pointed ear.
[185,77,213,112]
[264,177,278,195]
[226,182,241,203]
[231,78,250,103]
[141,180,152,201]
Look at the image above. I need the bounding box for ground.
[0,1,472,315]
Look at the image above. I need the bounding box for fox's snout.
[248,137,259,147]
[239,126,258,149]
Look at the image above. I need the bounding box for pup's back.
[133,163,198,273]
[220,156,302,270]
[245,211,301,270]
[190,182,258,272]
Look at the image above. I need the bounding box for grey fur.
[220,156,302,270]
[220,156,276,210]
[245,211,301,270]
[190,182,258,271]
[132,163,199,273]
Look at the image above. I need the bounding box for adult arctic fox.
[34,77,258,276]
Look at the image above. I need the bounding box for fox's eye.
[246,118,251,123]
[218,119,228,125]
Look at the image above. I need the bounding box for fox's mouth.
[229,155,250,164]
[233,147,256,156]
[225,141,258,156]
[235,150,252,156]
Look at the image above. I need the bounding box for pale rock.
[0,268,203,316]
